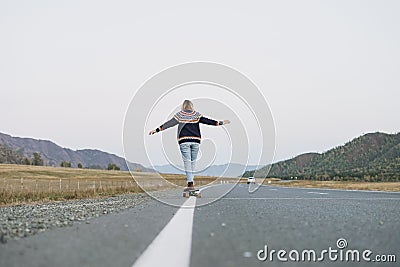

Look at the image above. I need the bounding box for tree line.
[21,152,121,171]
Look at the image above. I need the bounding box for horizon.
[1,130,398,167]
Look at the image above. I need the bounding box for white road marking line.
[269,188,278,191]
[308,192,328,195]
[132,197,196,267]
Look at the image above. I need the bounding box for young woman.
[149,100,230,190]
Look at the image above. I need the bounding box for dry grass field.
[0,164,142,205]
[263,179,400,192]
[0,164,237,206]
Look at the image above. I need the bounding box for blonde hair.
[182,100,194,111]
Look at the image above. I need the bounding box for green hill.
[245,132,400,182]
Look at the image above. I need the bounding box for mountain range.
[0,132,152,172]
[1,131,399,180]
[244,132,400,182]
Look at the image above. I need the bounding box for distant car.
[247,177,256,184]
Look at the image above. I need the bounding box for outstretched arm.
[149,117,178,135]
[199,116,231,126]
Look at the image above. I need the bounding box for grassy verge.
[0,164,144,206]
[263,179,400,192]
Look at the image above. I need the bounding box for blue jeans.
[179,142,199,183]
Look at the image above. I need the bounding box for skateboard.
[183,188,202,198]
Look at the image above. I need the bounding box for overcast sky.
[1,0,399,166]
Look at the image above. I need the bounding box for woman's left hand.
[223,120,231,125]
[149,130,157,135]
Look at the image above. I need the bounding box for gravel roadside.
[0,193,148,244]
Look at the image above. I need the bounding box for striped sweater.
[156,110,223,144]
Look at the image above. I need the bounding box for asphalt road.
[1,184,399,267]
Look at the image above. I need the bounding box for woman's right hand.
[149,129,157,135]
[223,120,231,125]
